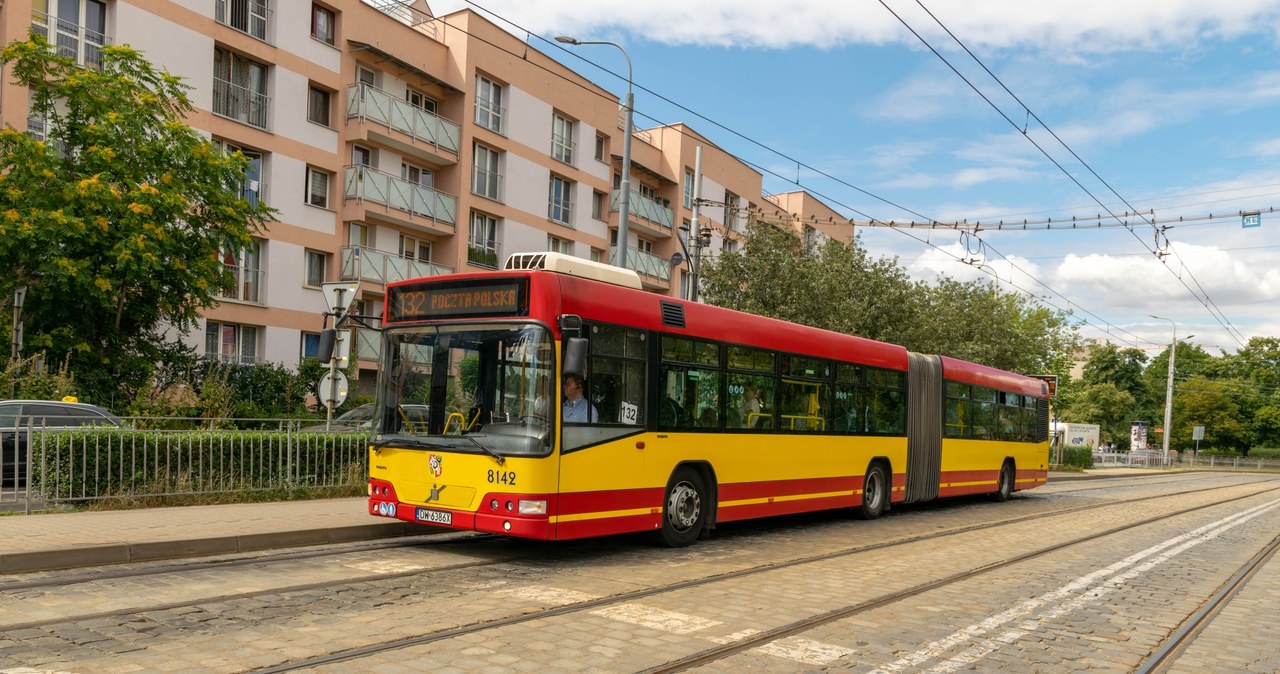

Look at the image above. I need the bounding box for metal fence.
[1088,450,1280,472]
[1,418,369,513]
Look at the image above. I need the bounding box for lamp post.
[1150,315,1177,466]
[556,35,633,270]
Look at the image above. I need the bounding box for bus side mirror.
[563,337,588,378]
[316,328,337,363]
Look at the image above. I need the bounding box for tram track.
[248,481,1280,673]
[0,476,1273,639]
[1134,533,1280,674]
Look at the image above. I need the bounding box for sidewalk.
[0,498,418,575]
[0,468,1166,576]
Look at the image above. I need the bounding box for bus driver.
[562,374,598,423]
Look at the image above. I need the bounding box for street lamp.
[1150,315,1178,466]
[555,35,633,270]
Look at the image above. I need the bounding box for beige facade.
[1,0,835,386]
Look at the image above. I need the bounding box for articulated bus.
[366,252,1050,546]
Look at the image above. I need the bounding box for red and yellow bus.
[366,252,1050,546]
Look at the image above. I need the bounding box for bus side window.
[588,323,647,427]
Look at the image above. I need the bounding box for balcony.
[611,189,673,238]
[362,0,439,40]
[344,165,457,233]
[212,77,270,131]
[354,326,381,362]
[32,10,110,69]
[220,265,263,304]
[609,246,671,289]
[346,83,460,162]
[340,246,454,286]
[467,241,502,269]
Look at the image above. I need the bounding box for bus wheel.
[853,462,887,520]
[990,462,1014,502]
[657,468,707,547]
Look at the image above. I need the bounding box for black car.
[1,400,122,488]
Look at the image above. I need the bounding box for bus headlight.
[518,499,547,515]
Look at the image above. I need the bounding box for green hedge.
[1058,446,1094,469]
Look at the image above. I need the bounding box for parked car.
[1,400,122,488]
[300,403,430,433]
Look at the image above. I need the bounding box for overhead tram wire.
[891,0,1248,347]
[741,204,1280,232]
[450,0,1160,349]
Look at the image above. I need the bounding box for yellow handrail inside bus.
[443,411,465,435]
[465,406,481,431]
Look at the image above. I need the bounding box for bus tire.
[990,461,1014,502]
[853,462,887,520]
[656,467,707,548]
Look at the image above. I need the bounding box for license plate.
[415,507,452,525]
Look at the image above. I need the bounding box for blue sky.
[427,0,1280,355]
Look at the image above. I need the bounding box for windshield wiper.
[372,434,505,465]
[462,434,505,465]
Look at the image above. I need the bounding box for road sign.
[1242,212,1261,228]
[1192,425,1205,440]
[318,371,349,408]
[320,282,359,313]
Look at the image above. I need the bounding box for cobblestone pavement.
[0,472,1276,673]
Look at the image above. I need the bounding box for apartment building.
[2,0,828,391]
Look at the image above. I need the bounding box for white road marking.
[754,637,856,665]
[868,497,1280,674]
[496,585,599,605]
[704,628,762,644]
[591,604,722,633]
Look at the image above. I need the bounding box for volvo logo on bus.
[427,484,447,503]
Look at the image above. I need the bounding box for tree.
[698,220,1077,375]
[0,35,275,405]
[1174,375,1250,454]
[1055,381,1137,450]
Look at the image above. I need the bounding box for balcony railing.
[212,77,271,130]
[31,10,110,69]
[611,189,673,230]
[355,327,381,361]
[362,0,439,40]
[608,246,671,282]
[468,241,502,269]
[220,265,263,303]
[340,246,453,285]
[346,83,460,155]
[344,165,457,226]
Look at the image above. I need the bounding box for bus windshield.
[375,322,555,458]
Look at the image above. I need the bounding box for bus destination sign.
[389,281,527,321]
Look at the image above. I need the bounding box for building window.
[213,139,265,207]
[352,145,373,167]
[592,190,607,221]
[307,86,331,126]
[311,4,335,45]
[213,48,269,130]
[595,134,606,162]
[468,211,499,268]
[305,250,326,287]
[551,113,575,165]
[399,234,430,262]
[206,321,259,365]
[548,175,573,225]
[547,235,571,254]
[220,241,262,303]
[301,332,321,360]
[306,167,330,208]
[349,222,368,248]
[637,238,654,255]
[401,162,433,188]
[475,75,504,133]
[724,191,741,232]
[216,0,268,40]
[683,170,694,209]
[406,87,437,114]
[590,248,602,263]
[472,143,502,201]
[31,0,107,68]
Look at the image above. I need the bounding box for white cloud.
[432,1,1280,53]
